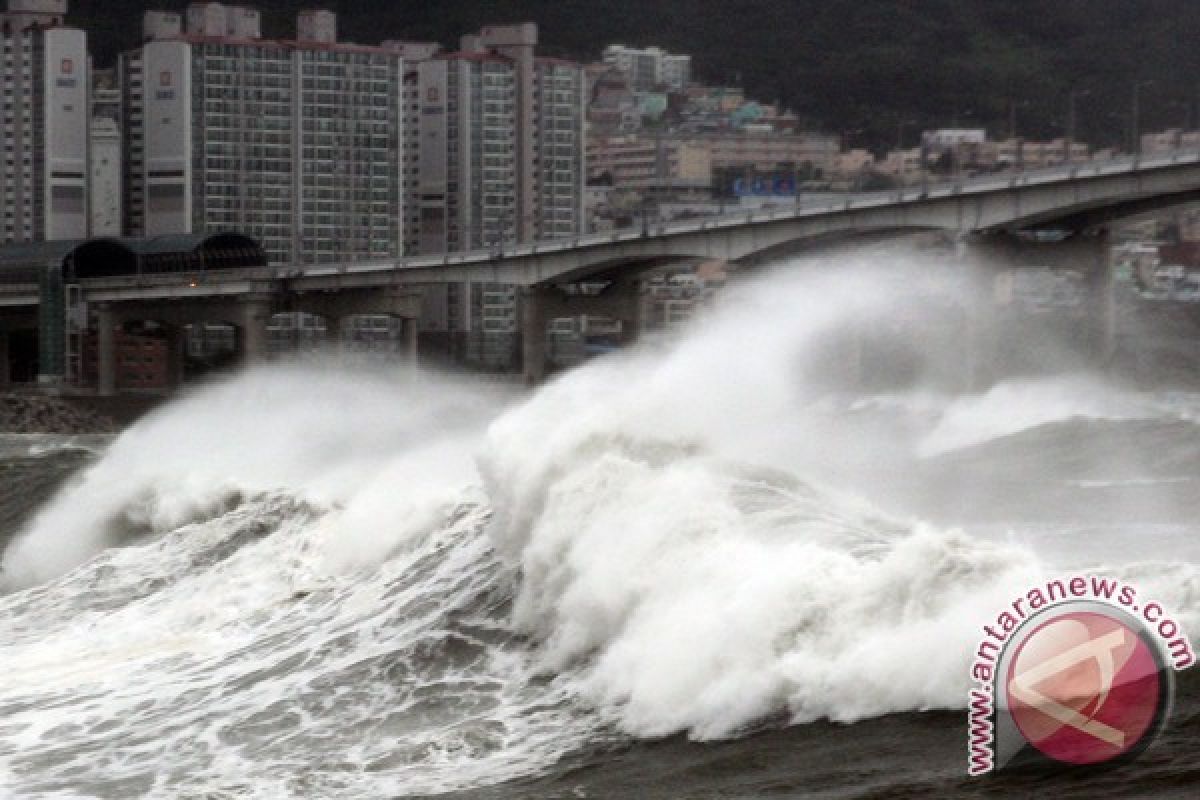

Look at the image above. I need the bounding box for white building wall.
[42,27,88,241]
[416,58,449,254]
[186,2,228,36]
[225,5,261,38]
[3,0,65,29]
[660,54,690,91]
[296,10,336,43]
[141,40,192,236]
[143,11,183,40]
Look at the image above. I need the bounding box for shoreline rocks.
[0,394,119,434]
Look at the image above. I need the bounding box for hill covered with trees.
[70,0,1200,152]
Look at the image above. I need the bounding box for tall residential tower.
[0,0,88,243]
[121,3,406,266]
[416,24,586,254]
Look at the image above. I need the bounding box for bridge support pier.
[283,288,423,365]
[96,304,116,397]
[0,330,9,389]
[612,279,643,345]
[961,228,1113,387]
[1083,230,1116,365]
[166,325,186,389]
[520,286,548,385]
[239,295,272,365]
[520,279,644,385]
[961,262,998,392]
[402,317,419,365]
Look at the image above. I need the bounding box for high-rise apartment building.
[121,3,406,266]
[602,44,691,92]
[416,24,586,254]
[535,57,587,241]
[381,39,440,256]
[0,0,88,243]
[413,24,586,369]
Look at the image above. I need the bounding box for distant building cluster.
[0,0,589,268]
[7,1,1200,371]
[601,45,690,93]
[869,129,1098,187]
[120,7,588,269]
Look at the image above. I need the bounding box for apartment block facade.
[0,0,88,243]
[601,44,691,92]
[415,24,586,254]
[381,40,440,256]
[121,4,406,266]
[413,24,586,369]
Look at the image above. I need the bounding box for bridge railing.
[41,146,1200,294]
[284,147,1200,277]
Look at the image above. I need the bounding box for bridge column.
[37,262,65,387]
[95,304,117,397]
[1082,229,1115,365]
[963,229,1114,384]
[958,236,1003,392]
[613,279,643,345]
[0,330,10,389]
[239,295,272,365]
[520,286,548,385]
[402,317,419,366]
[962,264,998,392]
[166,325,186,389]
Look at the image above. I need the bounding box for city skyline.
[53,0,1200,153]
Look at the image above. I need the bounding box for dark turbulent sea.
[2,253,1199,799]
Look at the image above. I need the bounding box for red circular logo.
[1005,610,1165,766]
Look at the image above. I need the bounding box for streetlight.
[1008,99,1031,171]
[1167,100,1190,149]
[944,110,974,182]
[1132,80,1156,155]
[1066,89,1091,164]
[1008,99,1029,140]
[841,126,865,192]
[1107,110,1129,155]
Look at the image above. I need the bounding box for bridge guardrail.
[20,147,1199,294]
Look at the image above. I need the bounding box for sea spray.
[0,363,510,590]
[1,247,1199,797]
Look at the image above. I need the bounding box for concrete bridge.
[3,150,1200,389]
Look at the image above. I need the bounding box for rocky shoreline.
[0,394,119,435]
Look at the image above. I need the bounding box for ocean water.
[2,249,1199,799]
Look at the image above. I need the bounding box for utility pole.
[1132,80,1155,155]
[1067,89,1091,164]
[1009,99,1028,171]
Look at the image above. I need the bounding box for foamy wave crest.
[484,404,1200,738]
[4,248,1200,797]
[470,256,1200,740]
[0,488,606,798]
[1,363,508,591]
[483,375,1046,737]
[917,375,1168,457]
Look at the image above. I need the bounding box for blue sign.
[733,173,796,197]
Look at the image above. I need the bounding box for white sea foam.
[917,374,1165,457]
[2,248,1198,796]
[0,363,509,590]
